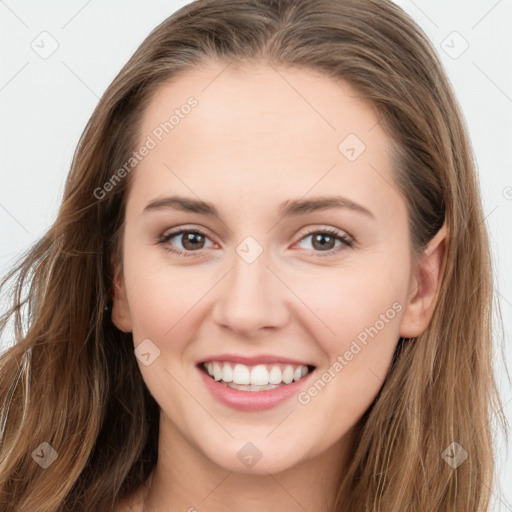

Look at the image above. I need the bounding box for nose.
[211,248,290,338]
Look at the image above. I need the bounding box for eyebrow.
[142,195,375,220]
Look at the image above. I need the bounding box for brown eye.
[180,231,206,250]
[296,228,353,256]
[159,229,214,257]
[310,232,336,251]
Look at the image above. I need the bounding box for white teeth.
[232,364,250,385]
[222,363,233,382]
[282,365,294,384]
[250,364,269,385]
[213,362,223,381]
[202,361,312,386]
[269,365,282,385]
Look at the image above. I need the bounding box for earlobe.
[110,256,133,333]
[399,222,448,338]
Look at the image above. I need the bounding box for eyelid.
[295,225,353,244]
[159,224,216,241]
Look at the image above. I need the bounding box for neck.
[141,413,357,512]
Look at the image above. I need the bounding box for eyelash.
[157,227,353,258]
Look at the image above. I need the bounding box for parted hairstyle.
[0,0,507,510]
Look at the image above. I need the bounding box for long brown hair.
[0,0,506,510]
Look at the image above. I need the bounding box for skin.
[112,61,447,511]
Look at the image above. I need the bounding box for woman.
[0,0,506,510]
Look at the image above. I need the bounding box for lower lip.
[197,366,314,412]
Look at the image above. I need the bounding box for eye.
[158,226,353,258]
[158,228,215,257]
[294,228,353,257]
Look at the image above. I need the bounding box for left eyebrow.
[142,194,375,220]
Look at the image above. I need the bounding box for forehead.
[139,60,386,154]
[129,61,403,224]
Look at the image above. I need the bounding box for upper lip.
[196,353,315,367]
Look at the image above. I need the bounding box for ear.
[399,222,448,338]
[111,253,132,333]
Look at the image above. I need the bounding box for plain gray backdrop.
[1,0,511,509]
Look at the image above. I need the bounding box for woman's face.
[112,61,441,475]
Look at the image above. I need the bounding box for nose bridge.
[212,236,287,333]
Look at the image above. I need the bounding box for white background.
[1,0,511,509]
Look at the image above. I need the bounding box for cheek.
[294,262,405,351]
[296,264,407,425]
[297,263,404,374]
[124,264,203,346]
[120,234,198,344]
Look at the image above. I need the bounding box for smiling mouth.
[199,361,316,391]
